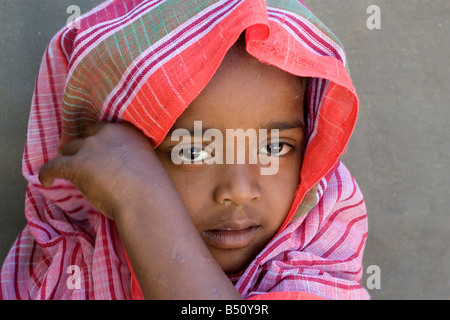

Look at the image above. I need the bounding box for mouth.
[202,226,261,250]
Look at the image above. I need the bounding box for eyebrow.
[165,119,305,138]
[264,119,306,132]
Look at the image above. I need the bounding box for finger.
[38,156,72,188]
[60,138,85,156]
[83,121,107,138]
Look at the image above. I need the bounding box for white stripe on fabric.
[268,8,345,65]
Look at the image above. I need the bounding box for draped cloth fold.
[0,0,369,300]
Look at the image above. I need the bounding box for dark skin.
[39,39,306,299]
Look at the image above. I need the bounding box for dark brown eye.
[179,147,209,162]
[259,143,291,156]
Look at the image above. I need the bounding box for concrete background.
[0,0,449,299]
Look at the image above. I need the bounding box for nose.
[213,164,261,207]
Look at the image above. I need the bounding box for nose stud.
[221,216,225,222]
[221,199,232,207]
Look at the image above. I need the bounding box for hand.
[39,122,162,220]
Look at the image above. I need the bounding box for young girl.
[0,0,369,300]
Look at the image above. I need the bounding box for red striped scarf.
[0,0,369,300]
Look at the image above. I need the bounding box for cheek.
[263,176,298,221]
[263,160,302,223]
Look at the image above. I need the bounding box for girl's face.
[156,40,306,273]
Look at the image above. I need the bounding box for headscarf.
[0,0,369,300]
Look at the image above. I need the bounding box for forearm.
[38,123,240,299]
[114,168,242,300]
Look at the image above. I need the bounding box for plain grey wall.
[0,0,449,299]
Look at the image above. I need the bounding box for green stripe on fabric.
[290,183,320,223]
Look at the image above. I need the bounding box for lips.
[202,225,260,249]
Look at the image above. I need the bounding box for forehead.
[173,39,305,131]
